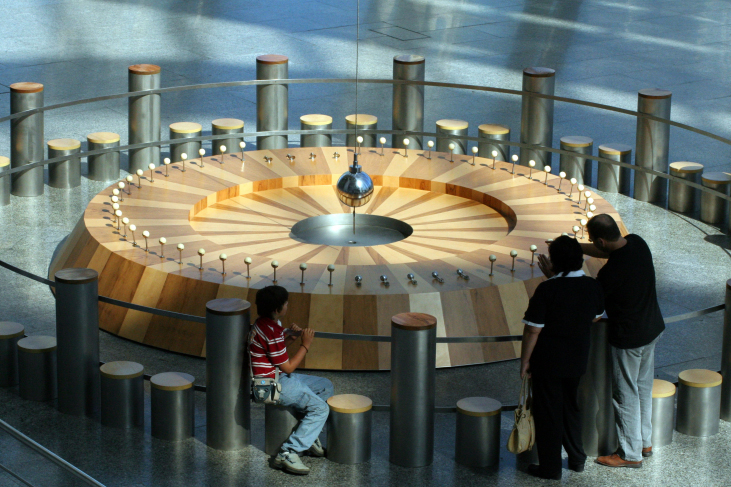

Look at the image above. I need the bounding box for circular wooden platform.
[49,146,623,370]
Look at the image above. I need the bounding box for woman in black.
[520,236,604,480]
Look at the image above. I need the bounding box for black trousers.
[531,374,586,475]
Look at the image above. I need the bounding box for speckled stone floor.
[2,0,731,485]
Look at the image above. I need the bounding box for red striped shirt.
[250,317,289,379]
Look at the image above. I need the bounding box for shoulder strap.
[248,322,281,382]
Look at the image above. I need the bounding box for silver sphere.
[336,154,374,208]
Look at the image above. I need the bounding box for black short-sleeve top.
[523,270,605,377]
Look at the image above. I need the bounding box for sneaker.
[642,447,653,457]
[272,450,310,475]
[596,453,642,468]
[306,438,326,457]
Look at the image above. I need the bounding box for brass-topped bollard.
[393,54,425,150]
[520,68,555,167]
[346,114,378,149]
[47,139,81,189]
[0,322,24,386]
[212,118,244,156]
[101,361,144,428]
[170,122,202,163]
[10,82,44,197]
[634,88,672,204]
[300,114,332,148]
[256,54,289,150]
[478,124,510,162]
[597,143,632,194]
[668,162,703,214]
[87,132,121,182]
[436,119,468,155]
[151,372,195,441]
[128,64,161,174]
[0,156,10,206]
[559,136,593,186]
[18,336,57,401]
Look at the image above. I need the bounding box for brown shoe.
[642,447,653,458]
[596,453,642,468]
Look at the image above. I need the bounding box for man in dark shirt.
[582,214,665,468]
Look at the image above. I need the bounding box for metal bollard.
[18,336,57,401]
[54,268,100,417]
[100,361,144,428]
[668,162,703,214]
[455,397,502,467]
[389,312,437,467]
[300,115,332,148]
[256,55,289,150]
[345,114,377,148]
[169,122,202,163]
[478,124,510,161]
[151,372,195,441]
[327,394,373,465]
[597,143,632,194]
[393,55,425,150]
[86,132,120,181]
[212,119,244,156]
[519,67,555,167]
[634,89,671,204]
[47,139,81,189]
[651,379,675,447]
[0,322,24,386]
[205,298,251,450]
[0,157,10,206]
[10,82,44,197]
[577,320,617,456]
[436,119,468,155]
[265,404,302,456]
[676,369,722,437]
[128,64,161,174]
[721,279,731,421]
[559,136,593,186]
[700,172,731,226]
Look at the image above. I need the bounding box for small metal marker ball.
[121,217,129,238]
[569,177,577,197]
[448,142,455,162]
[111,195,119,204]
[163,157,171,177]
[219,253,227,275]
[355,275,363,286]
[219,146,226,164]
[114,210,122,230]
[356,135,363,155]
[403,138,410,157]
[544,165,551,185]
[471,146,478,165]
[177,243,185,264]
[327,264,335,286]
[117,181,125,200]
[572,225,580,238]
[490,150,498,169]
[198,248,205,270]
[528,159,535,178]
[112,188,119,198]
[407,273,417,285]
[510,249,518,272]
[112,202,120,212]
[136,169,144,186]
[148,163,155,183]
[511,154,518,174]
[558,171,566,192]
[198,148,206,168]
[379,274,390,287]
[489,254,497,276]
[586,211,594,219]
[181,152,188,172]
[159,237,166,258]
[577,184,585,203]
[142,230,150,251]
[379,136,387,156]
[530,245,538,266]
[239,141,246,167]
[271,260,279,283]
[426,139,435,159]
[309,152,316,161]
[580,218,588,238]
[457,268,469,281]
[244,256,252,278]
[589,204,597,214]
[299,263,307,285]
[431,271,444,283]
[125,175,134,191]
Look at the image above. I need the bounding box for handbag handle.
[518,375,532,412]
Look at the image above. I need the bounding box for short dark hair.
[548,235,584,277]
[255,285,289,318]
[586,214,621,242]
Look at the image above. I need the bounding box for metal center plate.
[290,214,413,247]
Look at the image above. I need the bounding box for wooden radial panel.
[49,147,625,370]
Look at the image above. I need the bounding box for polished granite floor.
[2,0,731,485]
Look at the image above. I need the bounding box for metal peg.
[271,260,279,283]
[299,263,307,285]
[327,264,335,286]
[427,140,434,159]
[159,237,166,258]
[470,146,478,166]
[431,271,444,283]
[355,275,363,286]
[511,154,518,174]
[456,268,469,281]
[380,275,390,287]
[220,253,227,275]
[528,159,535,179]
[510,250,518,272]
[489,254,496,276]
[407,273,417,285]
[177,243,184,264]
[142,231,149,252]
[244,257,252,278]
[380,137,386,156]
[129,224,136,246]
[530,245,537,266]
[198,248,205,270]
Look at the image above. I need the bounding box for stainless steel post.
[47,139,81,189]
[700,173,731,226]
[676,369,722,437]
[519,68,555,167]
[256,55,288,150]
[100,361,144,428]
[346,114,378,149]
[10,82,44,197]
[455,397,502,467]
[559,136,593,185]
[651,379,675,447]
[436,119,468,155]
[634,89,671,203]
[389,312,437,467]
[393,55,425,150]
[478,124,510,161]
[0,157,10,206]
[54,268,100,417]
[265,404,302,456]
[668,162,703,214]
[0,322,24,387]
[151,372,195,441]
[597,143,632,194]
[206,298,251,450]
[300,115,332,148]
[169,122,202,163]
[721,279,731,420]
[87,132,120,181]
[577,320,617,456]
[212,119,244,155]
[17,336,57,402]
[128,64,161,174]
[326,395,373,465]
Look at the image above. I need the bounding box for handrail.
[0,419,106,487]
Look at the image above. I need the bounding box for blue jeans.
[277,373,334,453]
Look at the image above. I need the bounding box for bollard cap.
[345,114,378,126]
[598,143,632,156]
[523,67,555,77]
[150,372,194,391]
[394,54,425,65]
[212,118,244,130]
[678,369,722,388]
[128,64,160,75]
[669,161,704,174]
[206,298,251,316]
[638,88,671,99]
[327,394,373,414]
[457,397,502,417]
[478,123,509,135]
[18,336,56,353]
[391,312,437,331]
[48,138,81,151]
[560,136,592,148]
[87,132,120,144]
[10,82,44,93]
[100,361,144,380]
[0,322,24,339]
[652,379,676,398]
[55,268,98,285]
[436,119,468,130]
[701,172,731,185]
[170,122,202,134]
[300,114,332,126]
[0,156,9,168]
[257,54,288,64]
